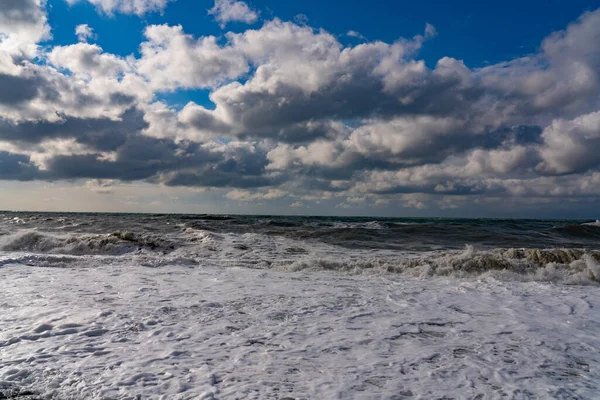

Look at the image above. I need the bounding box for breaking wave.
[3,234,599,285]
[582,220,600,227]
[284,246,600,285]
[1,220,600,285]
[0,231,177,255]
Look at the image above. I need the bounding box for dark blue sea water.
[2,212,599,251]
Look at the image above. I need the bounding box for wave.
[2,226,600,285]
[0,231,177,256]
[284,246,600,285]
[582,220,600,227]
[179,214,235,221]
[551,222,600,238]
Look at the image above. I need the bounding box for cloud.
[0,108,147,152]
[226,188,286,201]
[178,20,469,142]
[65,0,175,16]
[209,0,258,28]
[86,179,116,194]
[0,73,42,105]
[538,111,600,175]
[136,24,248,91]
[156,141,279,189]
[49,43,130,79]
[347,30,366,40]
[75,24,95,42]
[402,193,429,209]
[0,151,42,180]
[0,0,50,55]
[0,42,151,124]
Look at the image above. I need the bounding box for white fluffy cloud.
[136,24,249,91]
[65,0,175,15]
[0,0,50,55]
[209,0,258,28]
[48,43,131,79]
[75,24,95,42]
[0,38,150,124]
[178,19,444,140]
[538,111,600,174]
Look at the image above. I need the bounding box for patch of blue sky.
[155,89,215,111]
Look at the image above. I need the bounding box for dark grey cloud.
[0,151,43,181]
[161,170,275,188]
[44,137,202,181]
[29,132,276,189]
[206,68,484,142]
[0,73,40,104]
[0,108,147,150]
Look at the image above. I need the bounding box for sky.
[1,0,600,217]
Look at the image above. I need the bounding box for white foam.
[582,220,600,227]
[1,262,599,399]
[331,221,386,229]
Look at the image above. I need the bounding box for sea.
[1,212,599,399]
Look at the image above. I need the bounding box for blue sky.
[1,0,600,217]
[46,0,598,63]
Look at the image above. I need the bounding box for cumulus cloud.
[75,24,95,42]
[49,43,130,79]
[136,24,248,91]
[538,111,600,175]
[177,20,471,143]
[209,0,259,28]
[0,0,50,55]
[0,56,149,123]
[65,0,175,16]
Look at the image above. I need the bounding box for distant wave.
[552,222,600,238]
[179,214,235,221]
[582,220,600,227]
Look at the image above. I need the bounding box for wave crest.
[286,246,600,285]
[0,231,176,255]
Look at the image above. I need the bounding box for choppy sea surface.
[1,212,600,399]
[2,212,600,282]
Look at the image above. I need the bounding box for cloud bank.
[1,1,600,213]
